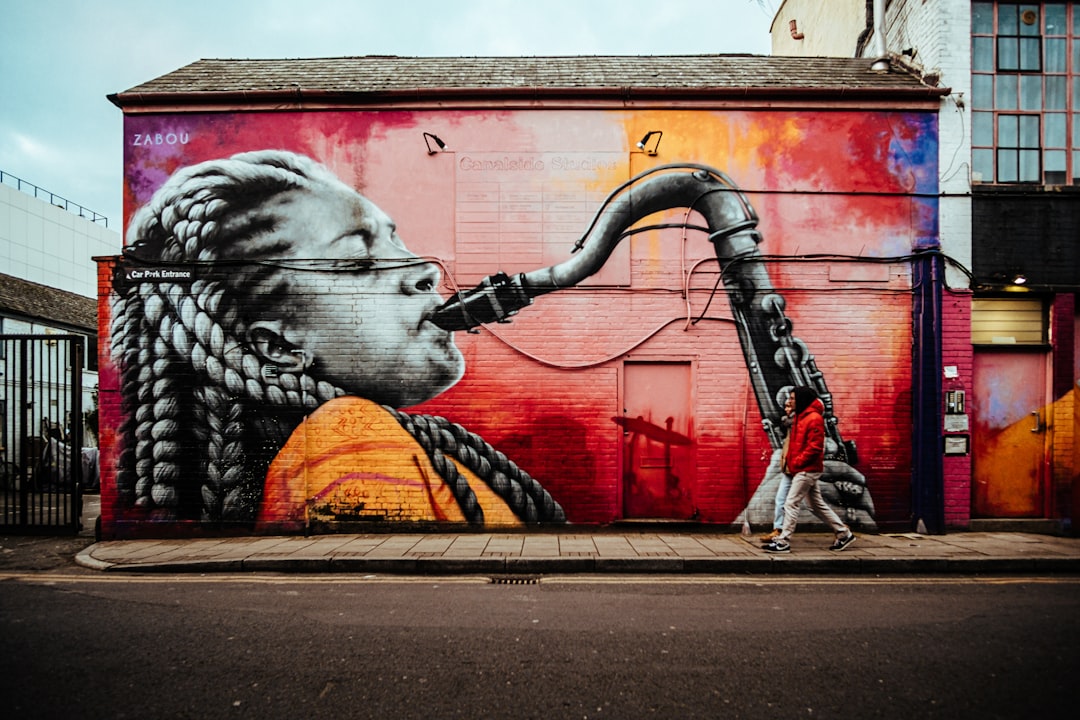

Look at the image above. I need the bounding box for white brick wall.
[885,0,973,290]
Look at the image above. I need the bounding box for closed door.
[972,351,1050,517]
[620,362,695,519]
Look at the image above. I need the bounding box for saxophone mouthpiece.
[429,272,535,332]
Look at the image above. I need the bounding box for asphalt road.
[1,573,1075,719]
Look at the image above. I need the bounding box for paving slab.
[74,530,1080,575]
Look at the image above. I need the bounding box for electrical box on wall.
[945,390,965,414]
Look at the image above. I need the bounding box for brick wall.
[941,290,973,527]
[421,260,916,525]
[888,0,974,528]
[1052,295,1076,520]
[95,107,939,537]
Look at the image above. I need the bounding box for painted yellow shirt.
[257,396,523,529]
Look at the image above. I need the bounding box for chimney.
[870,0,890,71]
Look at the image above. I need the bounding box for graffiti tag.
[132,132,191,147]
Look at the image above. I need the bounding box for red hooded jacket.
[783,396,826,475]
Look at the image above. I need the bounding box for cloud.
[8,131,63,165]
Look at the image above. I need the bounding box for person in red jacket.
[762,386,856,553]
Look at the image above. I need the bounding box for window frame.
[971,295,1050,347]
[972,2,1077,185]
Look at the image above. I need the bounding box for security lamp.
[423,132,447,155]
[635,131,663,155]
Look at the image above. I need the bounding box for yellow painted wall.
[770,0,868,57]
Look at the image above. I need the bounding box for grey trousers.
[778,471,849,541]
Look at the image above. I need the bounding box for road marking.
[1,572,1077,586]
[542,575,1080,585]
[0,572,490,585]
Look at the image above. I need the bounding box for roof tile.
[0,274,97,332]
[111,55,940,102]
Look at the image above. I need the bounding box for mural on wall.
[99,108,934,534]
[109,150,564,529]
[426,160,876,528]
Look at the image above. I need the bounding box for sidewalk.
[76,528,1080,575]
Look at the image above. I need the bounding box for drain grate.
[489,575,541,585]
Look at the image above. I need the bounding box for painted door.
[620,361,696,519]
[972,351,1050,517]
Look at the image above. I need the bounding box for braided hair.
[111,150,565,525]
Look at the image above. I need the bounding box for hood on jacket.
[792,386,820,415]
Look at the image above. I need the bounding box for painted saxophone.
[428,163,857,466]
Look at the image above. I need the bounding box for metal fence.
[0,169,109,227]
[1,335,87,534]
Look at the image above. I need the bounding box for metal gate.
[1,335,85,534]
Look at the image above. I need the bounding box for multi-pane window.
[972,2,1074,184]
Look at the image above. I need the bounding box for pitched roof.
[0,273,97,333]
[109,55,947,108]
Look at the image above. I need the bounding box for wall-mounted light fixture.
[998,272,1030,292]
[981,271,1031,291]
[635,131,663,156]
[423,132,447,155]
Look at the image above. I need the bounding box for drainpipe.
[912,252,945,534]
[870,0,890,71]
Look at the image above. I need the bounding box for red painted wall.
[97,107,937,536]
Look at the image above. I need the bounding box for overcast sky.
[1,0,778,232]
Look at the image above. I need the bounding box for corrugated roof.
[0,274,97,332]
[110,55,946,106]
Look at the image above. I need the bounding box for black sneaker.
[829,532,856,552]
[762,539,790,553]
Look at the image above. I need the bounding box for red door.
[620,361,696,519]
[972,350,1050,517]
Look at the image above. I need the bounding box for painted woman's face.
[234,180,464,408]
